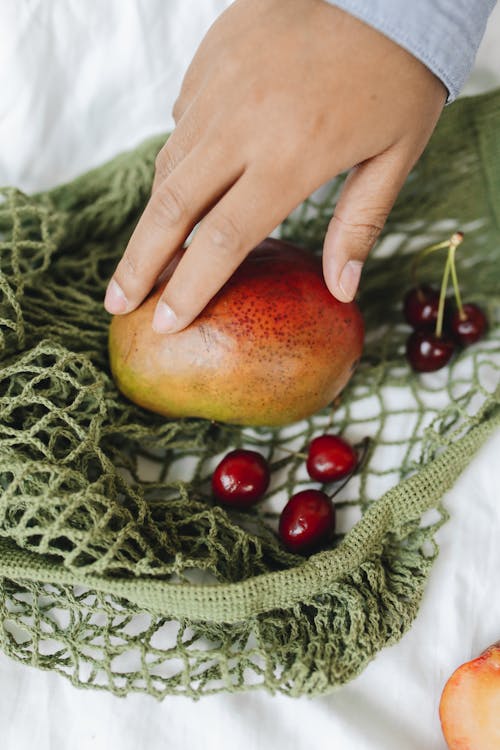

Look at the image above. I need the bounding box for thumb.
[323,147,412,302]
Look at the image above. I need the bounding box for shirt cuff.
[324,0,497,101]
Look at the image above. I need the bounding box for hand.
[104,0,446,332]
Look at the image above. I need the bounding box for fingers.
[104,137,244,316]
[150,108,200,194]
[150,135,187,195]
[151,168,293,333]
[322,145,414,302]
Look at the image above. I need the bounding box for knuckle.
[172,96,184,124]
[120,251,139,279]
[154,142,184,183]
[154,147,168,176]
[333,212,385,246]
[154,152,164,177]
[206,214,242,256]
[150,183,186,228]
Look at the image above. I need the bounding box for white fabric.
[1,2,500,749]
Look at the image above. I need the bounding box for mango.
[108,238,364,426]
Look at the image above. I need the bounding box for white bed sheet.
[1,2,500,749]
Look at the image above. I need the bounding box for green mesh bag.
[0,88,499,699]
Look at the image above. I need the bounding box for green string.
[0,88,499,698]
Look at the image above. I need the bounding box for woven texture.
[0,89,499,698]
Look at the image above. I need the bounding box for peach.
[439,641,500,749]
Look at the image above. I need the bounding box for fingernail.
[152,301,178,333]
[338,260,363,302]
[104,279,128,314]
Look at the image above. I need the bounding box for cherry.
[279,489,335,554]
[406,330,455,372]
[306,434,357,482]
[449,303,487,346]
[404,232,466,375]
[403,285,440,329]
[211,449,270,508]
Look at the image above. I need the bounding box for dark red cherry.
[211,449,270,507]
[450,303,487,346]
[279,489,335,554]
[406,330,455,372]
[403,285,440,329]
[306,434,357,482]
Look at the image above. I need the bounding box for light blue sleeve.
[324,0,497,101]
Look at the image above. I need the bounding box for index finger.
[150,165,306,333]
[104,136,243,316]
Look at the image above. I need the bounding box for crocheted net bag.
[0,89,499,698]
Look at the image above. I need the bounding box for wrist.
[322,0,496,101]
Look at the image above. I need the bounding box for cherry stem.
[327,436,371,501]
[274,435,369,463]
[410,239,450,288]
[410,231,464,290]
[435,232,464,338]
[448,243,465,319]
[435,255,451,339]
[275,445,308,460]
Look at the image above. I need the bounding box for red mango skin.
[108,238,364,427]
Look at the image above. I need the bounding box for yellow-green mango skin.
[108,238,364,427]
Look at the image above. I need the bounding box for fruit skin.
[109,238,364,426]
[450,303,487,347]
[406,330,454,372]
[439,641,500,750]
[306,434,357,482]
[403,285,440,329]
[211,449,270,508]
[279,489,335,554]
